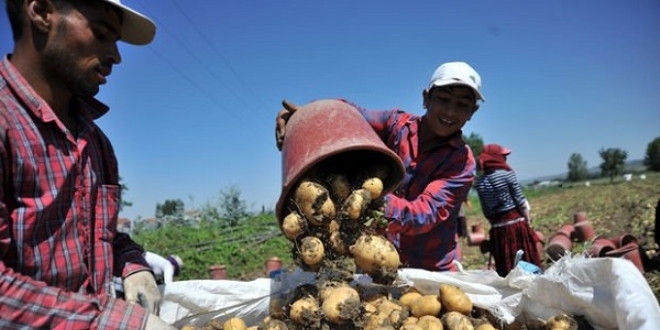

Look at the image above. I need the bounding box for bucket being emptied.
[275,99,405,225]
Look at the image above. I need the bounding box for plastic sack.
[160,256,660,330]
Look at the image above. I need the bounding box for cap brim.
[106,2,156,45]
[430,79,485,102]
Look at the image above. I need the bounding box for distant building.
[117,217,132,233]
[535,180,562,188]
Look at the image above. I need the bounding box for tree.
[599,148,628,183]
[218,185,249,227]
[644,136,660,171]
[119,176,132,212]
[156,199,185,218]
[463,132,484,166]
[567,153,588,182]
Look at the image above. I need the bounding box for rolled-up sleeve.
[385,159,474,235]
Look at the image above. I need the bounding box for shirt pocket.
[95,184,120,242]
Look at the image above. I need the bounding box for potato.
[329,231,348,254]
[410,295,442,318]
[399,290,423,309]
[341,188,372,220]
[180,325,200,330]
[318,281,349,302]
[281,211,306,240]
[321,286,361,324]
[546,314,577,330]
[203,319,224,330]
[376,299,408,327]
[417,315,443,330]
[299,236,325,267]
[294,180,335,225]
[403,317,419,326]
[439,284,473,315]
[328,172,352,201]
[261,319,289,330]
[289,295,320,325]
[328,219,340,233]
[400,325,424,330]
[362,177,384,199]
[363,312,391,330]
[222,317,247,330]
[349,234,400,278]
[441,311,474,330]
[475,324,496,330]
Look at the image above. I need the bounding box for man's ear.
[26,0,54,33]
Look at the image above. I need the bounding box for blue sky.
[1,0,658,220]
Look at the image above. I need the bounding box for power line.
[167,0,272,112]
[130,0,269,128]
[146,46,260,135]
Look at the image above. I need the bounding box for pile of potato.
[182,283,585,329]
[280,161,400,285]
[179,158,590,329]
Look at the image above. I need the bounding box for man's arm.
[386,155,475,235]
[113,233,151,278]
[0,147,148,329]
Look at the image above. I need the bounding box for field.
[133,172,660,300]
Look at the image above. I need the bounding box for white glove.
[123,270,162,315]
[144,313,177,330]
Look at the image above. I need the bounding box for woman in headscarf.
[474,144,542,276]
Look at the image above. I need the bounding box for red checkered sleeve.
[0,262,148,329]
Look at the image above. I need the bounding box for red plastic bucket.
[275,99,405,224]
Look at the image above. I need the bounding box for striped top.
[0,57,149,329]
[348,100,475,271]
[474,169,527,220]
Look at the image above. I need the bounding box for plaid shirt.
[350,101,475,271]
[0,57,150,329]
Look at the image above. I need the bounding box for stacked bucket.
[545,211,644,272]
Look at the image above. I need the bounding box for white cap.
[103,0,156,45]
[428,61,485,102]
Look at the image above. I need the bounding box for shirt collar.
[412,114,465,151]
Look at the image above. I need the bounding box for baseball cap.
[103,0,156,45]
[429,62,485,102]
[483,144,511,155]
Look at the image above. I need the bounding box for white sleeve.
[144,251,172,280]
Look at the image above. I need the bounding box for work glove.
[275,99,299,151]
[123,270,162,315]
[144,313,177,330]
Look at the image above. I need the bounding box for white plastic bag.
[160,256,660,330]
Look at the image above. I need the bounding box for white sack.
[160,256,660,330]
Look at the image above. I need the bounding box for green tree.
[599,147,628,183]
[567,153,588,182]
[463,132,484,166]
[156,199,185,218]
[219,185,249,227]
[644,136,660,171]
[119,176,132,212]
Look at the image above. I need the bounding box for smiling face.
[422,85,478,138]
[41,1,122,97]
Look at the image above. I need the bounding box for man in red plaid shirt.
[276,62,485,272]
[1,0,175,329]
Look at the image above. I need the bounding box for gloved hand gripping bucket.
[275,99,405,225]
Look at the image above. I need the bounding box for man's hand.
[144,313,177,330]
[123,270,162,315]
[275,99,299,151]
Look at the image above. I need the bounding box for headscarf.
[479,144,513,173]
